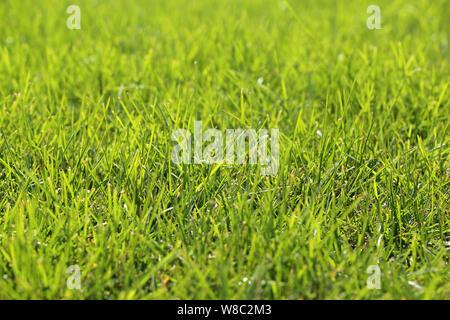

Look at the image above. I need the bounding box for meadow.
[0,0,448,299]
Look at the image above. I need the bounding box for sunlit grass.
[0,0,448,299]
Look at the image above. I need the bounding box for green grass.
[0,0,448,299]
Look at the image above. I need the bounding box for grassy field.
[0,0,448,299]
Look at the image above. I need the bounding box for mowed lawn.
[0,0,448,299]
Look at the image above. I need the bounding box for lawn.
[0,0,448,299]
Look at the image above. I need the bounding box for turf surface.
[0,0,448,299]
